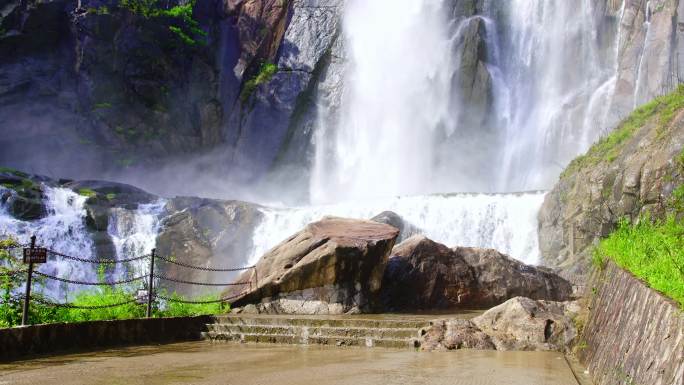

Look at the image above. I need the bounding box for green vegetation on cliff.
[563,85,684,178]
[594,217,684,307]
[240,62,279,103]
[119,0,207,46]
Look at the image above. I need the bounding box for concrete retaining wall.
[581,262,683,385]
[0,315,213,361]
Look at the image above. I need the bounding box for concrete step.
[202,331,420,349]
[207,324,421,339]
[213,315,430,329]
[203,315,429,349]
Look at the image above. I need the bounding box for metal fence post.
[21,235,36,326]
[146,248,156,318]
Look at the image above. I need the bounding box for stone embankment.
[0,316,212,361]
[580,262,683,385]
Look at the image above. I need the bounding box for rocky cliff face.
[538,87,684,281]
[0,0,343,199]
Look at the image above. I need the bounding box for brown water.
[0,342,581,385]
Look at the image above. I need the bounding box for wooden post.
[21,235,36,326]
[146,249,156,318]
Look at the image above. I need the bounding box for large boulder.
[472,297,580,352]
[380,236,478,310]
[155,197,263,296]
[381,235,573,311]
[422,297,580,352]
[457,246,573,307]
[230,216,399,314]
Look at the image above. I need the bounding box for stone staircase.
[201,314,432,349]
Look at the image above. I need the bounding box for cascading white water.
[250,192,546,266]
[0,185,166,295]
[107,200,166,278]
[496,0,621,191]
[310,0,454,203]
[0,187,96,293]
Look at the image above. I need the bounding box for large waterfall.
[0,0,671,279]
[312,0,633,199]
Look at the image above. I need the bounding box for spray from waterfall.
[250,192,546,266]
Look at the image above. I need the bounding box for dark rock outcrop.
[230,216,399,314]
[0,169,55,220]
[155,197,263,296]
[381,235,573,311]
[422,297,579,352]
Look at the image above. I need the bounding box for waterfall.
[107,200,166,278]
[0,185,166,295]
[0,187,97,292]
[310,0,454,204]
[250,192,546,266]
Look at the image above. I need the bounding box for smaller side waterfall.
[0,187,96,289]
[250,192,546,266]
[107,200,166,279]
[0,185,167,295]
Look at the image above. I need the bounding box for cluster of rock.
[230,216,573,315]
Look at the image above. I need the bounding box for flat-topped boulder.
[381,235,573,311]
[229,216,400,314]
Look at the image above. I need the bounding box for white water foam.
[107,200,166,278]
[0,186,96,293]
[250,192,546,266]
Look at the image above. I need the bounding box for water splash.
[250,192,546,266]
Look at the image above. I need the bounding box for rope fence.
[2,235,257,325]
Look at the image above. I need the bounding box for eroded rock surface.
[422,297,579,352]
[538,90,684,282]
[155,197,263,296]
[230,216,399,314]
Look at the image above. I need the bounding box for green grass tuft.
[594,216,684,308]
[78,188,97,198]
[562,85,684,179]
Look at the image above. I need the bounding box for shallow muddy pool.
[0,341,584,385]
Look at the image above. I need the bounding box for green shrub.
[240,62,278,103]
[594,216,684,307]
[119,0,207,46]
[77,188,97,198]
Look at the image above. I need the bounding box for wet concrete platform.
[0,341,583,385]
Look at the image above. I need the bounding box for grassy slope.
[579,86,684,307]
